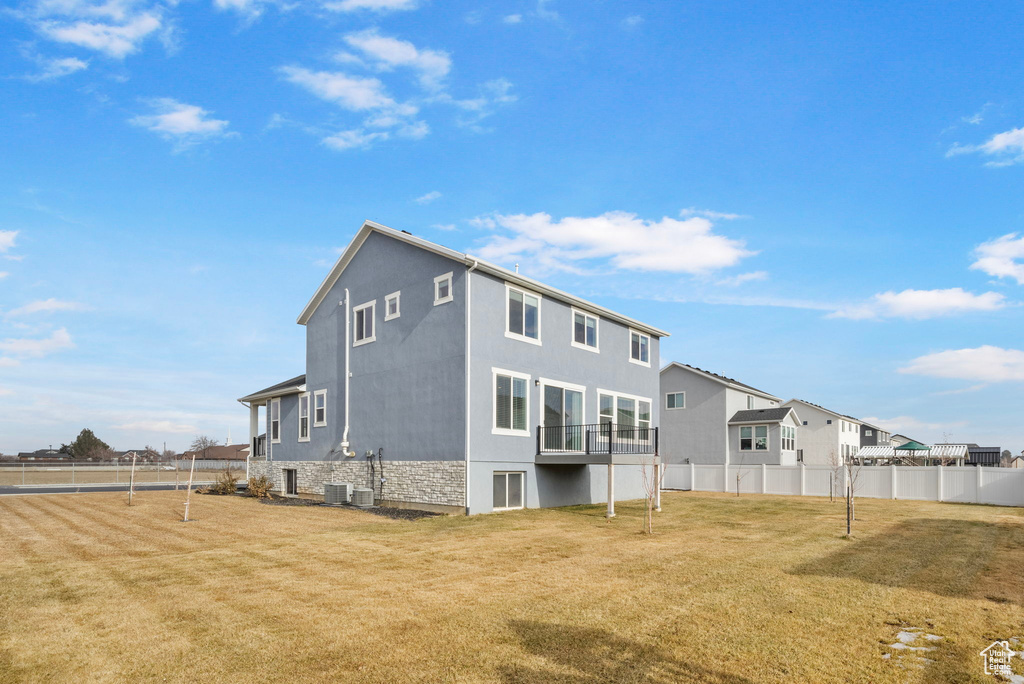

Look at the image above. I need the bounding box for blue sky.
[2,0,1023,454]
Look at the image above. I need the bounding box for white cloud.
[432,223,456,231]
[0,272,9,280]
[0,231,16,253]
[829,288,1007,320]
[962,103,993,125]
[323,0,418,11]
[129,98,232,149]
[39,12,163,58]
[112,420,196,433]
[24,55,89,82]
[535,0,558,20]
[0,358,20,368]
[322,129,389,151]
[0,327,74,359]
[446,78,517,129]
[415,190,441,204]
[900,346,1024,382]
[716,271,768,287]
[343,30,451,91]
[947,126,1024,166]
[472,211,755,275]
[679,207,748,221]
[622,14,643,28]
[5,298,87,317]
[860,415,967,434]
[503,13,522,23]
[279,66,395,110]
[971,233,1024,285]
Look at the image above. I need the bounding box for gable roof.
[728,407,799,425]
[784,398,862,424]
[296,221,669,337]
[238,374,306,403]
[660,362,781,401]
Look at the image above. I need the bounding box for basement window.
[493,471,524,510]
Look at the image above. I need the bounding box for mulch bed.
[256,493,442,520]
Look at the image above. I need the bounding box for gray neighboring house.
[859,421,891,449]
[781,399,862,465]
[659,363,800,466]
[240,221,667,515]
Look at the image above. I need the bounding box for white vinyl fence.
[662,463,1024,508]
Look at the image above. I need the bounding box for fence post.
[723,463,729,493]
[937,465,943,502]
[891,464,897,500]
[689,461,695,491]
[976,465,983,504]
[72,461,75,484]
[761,463,767,494]
[799,463,806,496]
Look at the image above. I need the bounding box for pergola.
[856,443,968,466]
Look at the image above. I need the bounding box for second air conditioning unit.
[351,487,374,508]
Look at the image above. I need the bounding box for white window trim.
[739,424,770,452]
[434,272,454,306]
[270,397,281,444]
[384,291,401,321]
[539,378,587,421]
[628,328,651,367]
[493,471,525,511]
[746,395,754,410]
[492,367,531,437]
[353,300,376,347]
[597,388,653,427]
[313,389,327,428]
[570,307,600,353]
[298,392,311,442]
[666,391,685,410]
[504,283,542,346]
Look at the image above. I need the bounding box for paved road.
[0,482,217,496]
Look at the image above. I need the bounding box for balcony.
[536,423,659,466]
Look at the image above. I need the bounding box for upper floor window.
[506,285,541,345]
[493,368,530,436]
[629,330,650,366]
[313,389,327,427]
[385,291,400,321]
[434,272,453,306]
[826,419,833,425]
[746,395,754,409]
[571,309,598,352]
[666,391,685,410]
[740,425,768,451]
[270,398,281,444]
[865,428,872,436]
[298,392,310,442]
[353,300,375,346]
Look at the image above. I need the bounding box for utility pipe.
[464,259,478,515]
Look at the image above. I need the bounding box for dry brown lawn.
[1,490,1022,683]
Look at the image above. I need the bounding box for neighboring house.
[118,448,161,462]
[17,448,68,461]
[890,434,919,447]
[1010,454,1024,469]
[239,221,667,515]
[781,399,862,465]
[659,363,799,466]
[180,444,250,461]
[859,421,891,449]
[967,444,1002,467]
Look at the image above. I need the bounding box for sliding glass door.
[543,385,583,451]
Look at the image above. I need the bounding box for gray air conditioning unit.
[351,487,374,508]
[324,482,353,505]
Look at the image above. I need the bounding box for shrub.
[210,468,239,495]
[247,475,273,499]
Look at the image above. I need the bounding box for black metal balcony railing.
[537,422,658,456]
[253,435,267,458]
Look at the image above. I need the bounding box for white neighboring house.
[781,399,862,465]
[660,362,799,466]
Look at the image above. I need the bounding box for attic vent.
[324,482,353,505]
[351,487,374,507]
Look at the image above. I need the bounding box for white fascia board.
[661,361,781,401]
[237,384,307,404]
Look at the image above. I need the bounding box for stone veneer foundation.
[248,458,465,510]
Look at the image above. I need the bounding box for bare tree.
[638,456,665,534]
[828,448,842,503]
[188,436,219,460]
[844,452,865,536]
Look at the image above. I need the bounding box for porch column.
[654,462,661,512]
[248,403,259,480]
[607,463,615,519]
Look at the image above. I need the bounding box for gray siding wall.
[659,366,728,465]
[269,230,467,463]
[727,413,799,466]
[466,269,661,513]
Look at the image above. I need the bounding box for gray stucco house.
[859,421,891,449]
[659,362,801,467]
[240,221,667,515]
[781,399,862,465]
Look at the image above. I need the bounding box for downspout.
[340,288,352,454]
[464,259,479,515]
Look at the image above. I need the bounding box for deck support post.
[607,463,615,519]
